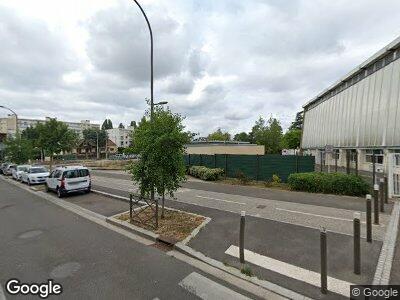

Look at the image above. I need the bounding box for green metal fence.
[184,154,315,182]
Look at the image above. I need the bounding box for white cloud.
[1,0,400,135]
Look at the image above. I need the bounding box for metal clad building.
[301,36,400,173]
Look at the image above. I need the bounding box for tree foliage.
[249,116,283,154]
[82,128,108,148]
[118,123,125,129]
[282,129,302,149]
[4,136,35,164]
[289,111,303,130]
[128,106,190,199]
[207,128,231,141]
[101,119,113,130]
[233,132,250,142]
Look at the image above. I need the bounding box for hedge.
[287,172,370,196]
[189,166,224,181]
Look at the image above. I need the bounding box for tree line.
[206,112,303,154]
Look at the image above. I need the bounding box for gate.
[388,153,400,197]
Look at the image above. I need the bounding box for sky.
[1,0,400,136]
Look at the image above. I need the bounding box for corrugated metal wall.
[302,58,400,148]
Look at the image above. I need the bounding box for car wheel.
[57,188,64,198]
[27,179,31,186]
[45,184,50,193]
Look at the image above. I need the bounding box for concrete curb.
[373,199,400,285]
[172,244,312,300]
[106,216,159,242]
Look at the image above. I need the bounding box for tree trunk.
[49,155,53,171]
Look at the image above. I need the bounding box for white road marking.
[196,195,246,205]
[225,245,352,297]
[179,272,251,300]
[276,207,385,227]
[0,281,6,300]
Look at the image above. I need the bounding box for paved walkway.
[390,220,400,284]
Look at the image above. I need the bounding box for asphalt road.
[91,171,390,240]
[0,178,260,300]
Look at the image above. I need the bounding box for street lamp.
[0,105,18,136]
[132,0,154,121]
[154,101,168,106]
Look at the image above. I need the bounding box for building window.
[365,149,384,164]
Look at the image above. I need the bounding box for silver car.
[12,165,31,181]
[21,166,50,185]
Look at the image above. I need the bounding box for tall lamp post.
[0,105,18,136]
[132,0,154,120]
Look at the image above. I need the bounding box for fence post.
[240,211,246,266]
[214,154,217,168]
[373,184,379,225]
[379,178,385,213]
[346,150,350,174]
[256,155,260,181]
[225,154,228,179]
[129,194,133,222]
[320,228,327,294]
[354,212,361,275]
[366,194,372,243]
[200,154,203,166]
[295,153,299,173]
[188,154,191,166]
[384,175,389,204]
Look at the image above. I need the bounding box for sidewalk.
[390,221,400,284]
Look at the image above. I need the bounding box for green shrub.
[236,170,250,185]
[272,174,281,183]
[189,166,224,181]
[287,172,370,196]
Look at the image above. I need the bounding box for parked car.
[0,163,11,175]
[4,164,17,176]
[20,166,49,185]
[12,165,31,181]
[46,166,91,198]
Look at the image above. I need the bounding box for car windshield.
[30,168,47,173]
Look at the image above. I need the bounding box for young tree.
[4,136,35,164]
[101,119,113,130]
[249,116,283,154]
[128,106,190,221]
[130,121,137,129]
[118,123,125,129]
[207,128,231,141]
[37,119,78,170]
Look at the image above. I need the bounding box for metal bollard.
[373,184,379,225]
[379,178,385,213]
[240,211,245,265]
[354,212,361,275]
[366,194,372,243]
[320,228,328,294]
[129,194,133,221]
[384,176,389,204]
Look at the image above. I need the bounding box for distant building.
[106,126,134,148]
[186,141,264,155]
[0,115,100,137]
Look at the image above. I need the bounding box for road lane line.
[275,207,385,227]
[0,281,6,300]
[225,245,352,297]
[179,272,251,300]
[196,195,246,205]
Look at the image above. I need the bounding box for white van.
[46,166,91,198]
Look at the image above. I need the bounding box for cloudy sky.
[1,0,400,136]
